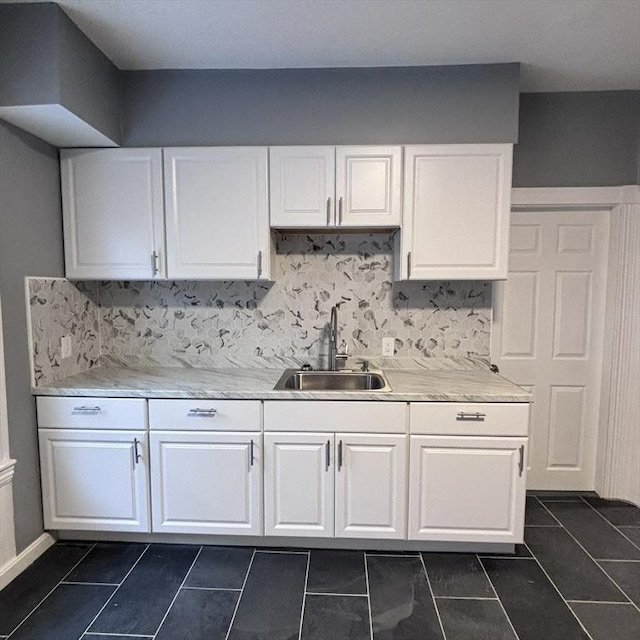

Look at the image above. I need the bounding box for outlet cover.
[61,335,72,359]
[382,337,395,357]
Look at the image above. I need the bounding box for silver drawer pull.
[188,408,218,416]
[72,406,101,413]
[456,411,486,421]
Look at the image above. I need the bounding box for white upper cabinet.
[270,146,402,228]
[269,147,335,227]
[398,144,512,280]
[336,147,402,227]
[61,148,166,280]
[164,147,271,280]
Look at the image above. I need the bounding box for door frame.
[493,185,640,496]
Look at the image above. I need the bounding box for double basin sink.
[274,369,392,392]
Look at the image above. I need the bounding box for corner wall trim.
[0,532,56,590]
[512,186,640,208]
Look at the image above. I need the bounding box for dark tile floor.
[0,494,638,640]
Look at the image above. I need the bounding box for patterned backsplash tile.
[27,233,492,385]
[27,277,101,386]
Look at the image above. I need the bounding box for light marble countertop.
[32,366,532,403]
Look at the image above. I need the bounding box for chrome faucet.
[328,305,348,371]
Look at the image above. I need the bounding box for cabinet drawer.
[148,399,261,431]
[264,401,407,433]
[410,403,529,436]
[37,397,147,430]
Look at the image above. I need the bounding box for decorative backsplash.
[27,233,492,385]
[27,278,101,386]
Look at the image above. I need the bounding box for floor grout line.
[476,553,522,640]
[151,546,203,640]
[255,549,309,555]
[181,586,243,591]
[305,591,368,597]
[521,539,596,640]
[579,496,640,552]
[224,548,256,640]
[434,596,499,601]
[566,599,638,605]
[76,543,150,640]
[537,500,639,613]
[363,552,374,640]
[364,552,420,557]
[83,633,154,638]
[5,542,97,639]
[419,553,448,640]
[532,496,565,526]
[594,558,640,563]
[297,551,311,640]
[61,580,121,586]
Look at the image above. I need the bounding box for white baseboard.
[0,532,56,590]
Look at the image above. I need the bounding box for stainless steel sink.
[274,369,392,392]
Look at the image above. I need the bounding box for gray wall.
[513,91,640,187]
[0,120,64,553]
[0,3,60,106]
[121,64,520,146]
[56,5,121,143]
[0,3,121,144]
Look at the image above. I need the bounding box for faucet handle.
[357,359,370,372]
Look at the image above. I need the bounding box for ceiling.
[4,0,640,92]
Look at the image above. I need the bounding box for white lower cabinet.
[36,396,529,547]
[264,432,407,539]
[38,429,150,532]
[150,431,262,535]
[264,433,334,537]
[409,435,527,543]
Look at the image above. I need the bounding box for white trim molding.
[512,185,640,209]
[0,295,18,572]
[596,203,640,507]
[0,533,56,590]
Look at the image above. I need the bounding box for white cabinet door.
[409,435,526,543]
[264,433,334,537]
[38,429,150,532]
[269,146,335,227]
[399,144,512,280]
[61,149,166,280]
[150,431,262,535]
[336,146,402,227]
[164,147,270,279]
[335,434,407,539]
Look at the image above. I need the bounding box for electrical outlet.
[60,335,72,359]
[381,337,395,357]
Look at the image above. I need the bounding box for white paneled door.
[492,211,609,490]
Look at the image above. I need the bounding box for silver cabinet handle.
[257,251,262,278]
[72,406,101,413]
[188,408,218,416]
[518,445,525,476]
[407,252,411,278]
[338,196,343,225]
[151,251,159,276]
[133,438,141,464]
[326,197,332,226]
[456,412,486,421]
[249,439,255,468]
[338,440,343,470]
[326,440,331,470]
